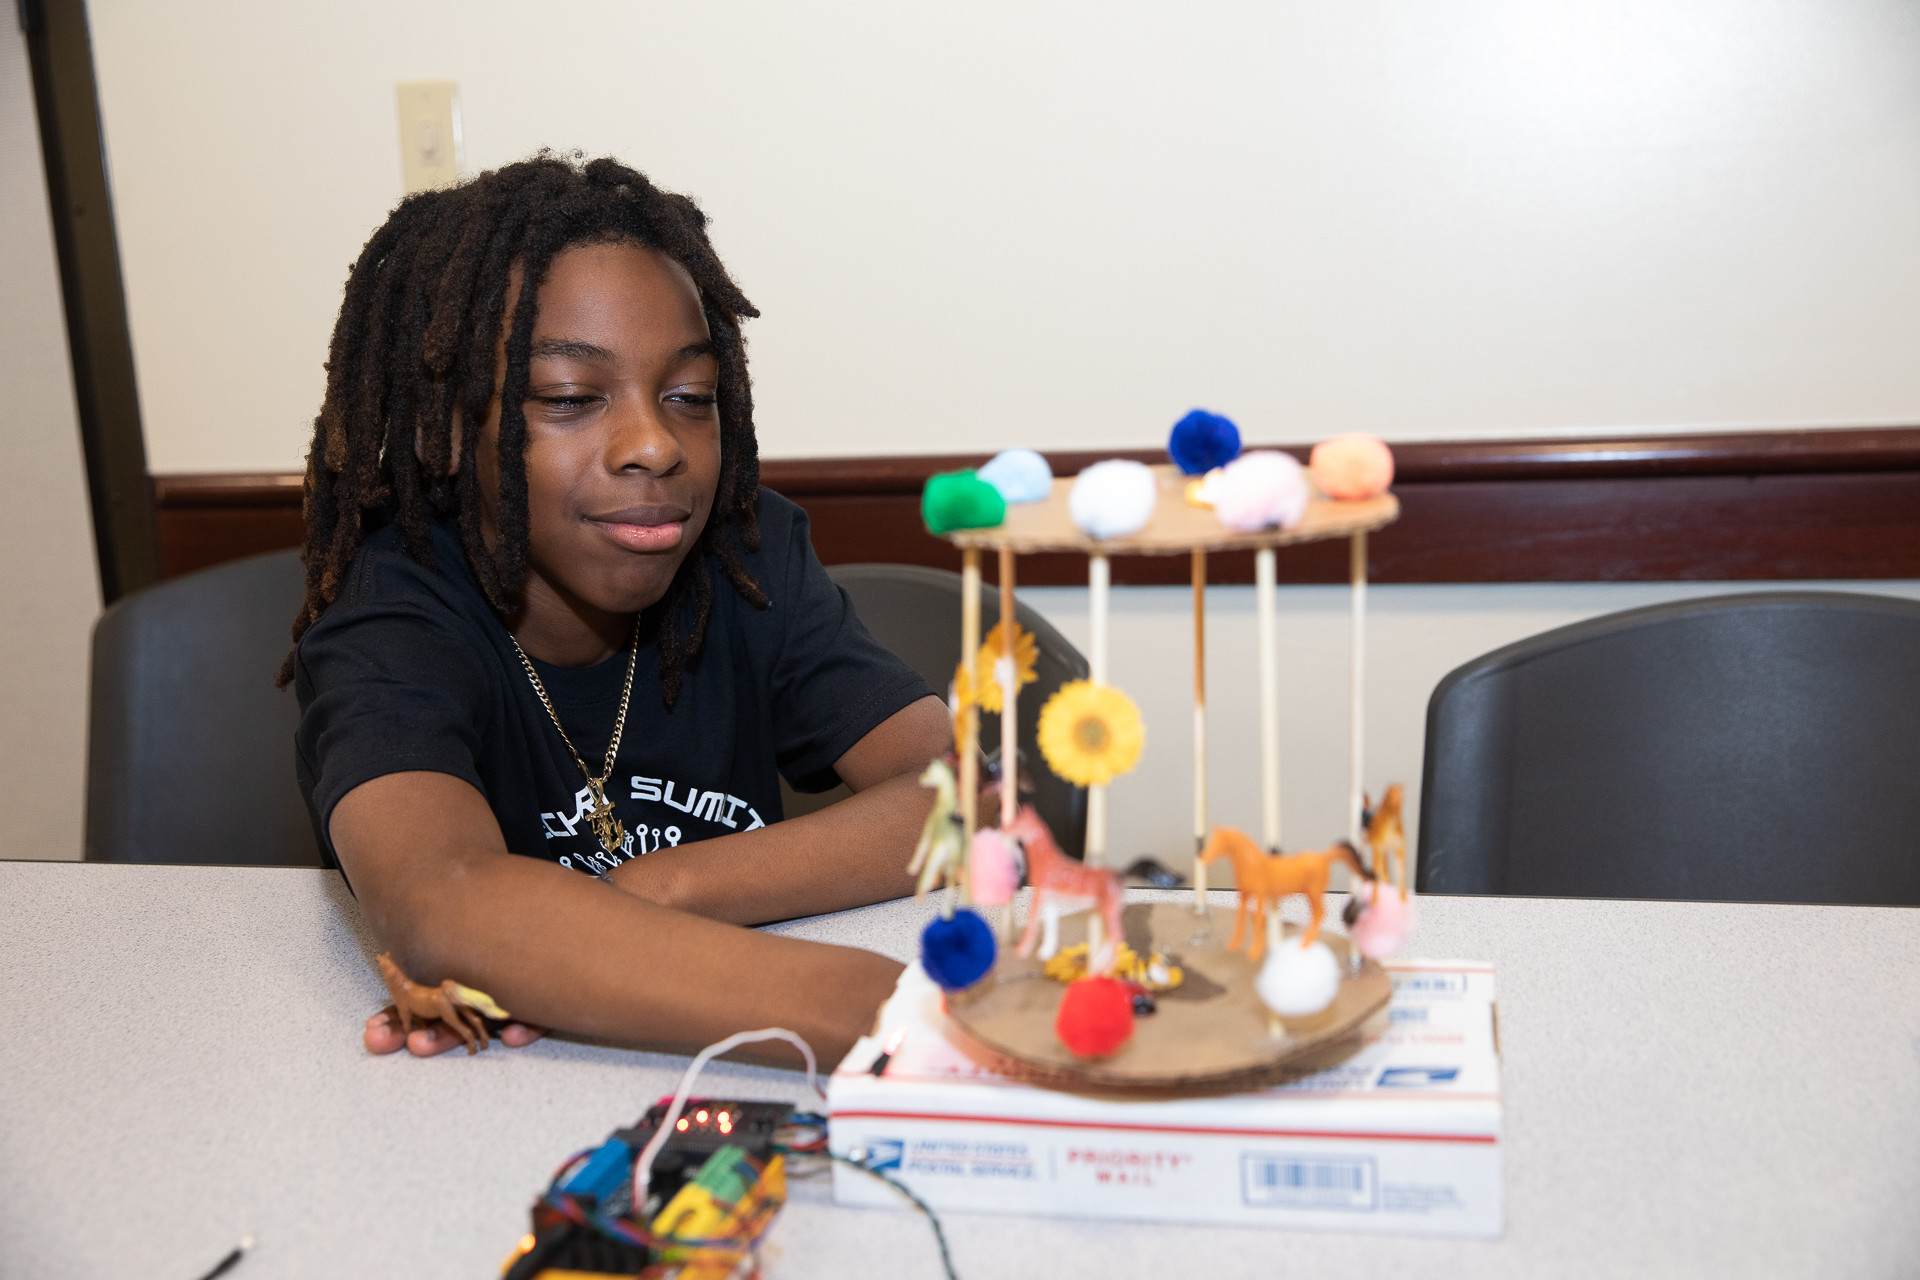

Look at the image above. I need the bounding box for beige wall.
[1,19,103,860]
[87,0,1920,474]
[62,3,1920,869]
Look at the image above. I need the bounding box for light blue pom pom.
[976,449,1053,504]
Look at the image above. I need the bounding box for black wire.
[821,1151,960,1280]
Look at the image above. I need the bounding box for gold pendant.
[585,779,625,856]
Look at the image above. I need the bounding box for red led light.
[695,1109,709,1124]
[717,1111,730,1125]
[676,1118,689,1132]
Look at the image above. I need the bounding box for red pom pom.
[1055,977,1135,1058]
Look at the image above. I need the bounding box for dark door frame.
[18,0,158,602]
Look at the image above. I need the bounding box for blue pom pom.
[1168,410,1242,475]
[977,448,1054,504]
[920,909,997,990]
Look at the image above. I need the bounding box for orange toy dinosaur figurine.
[1363,784,1408,900]
[1007,805,1124,970]
[1197,828,1373,961]
[375,953,512,1055]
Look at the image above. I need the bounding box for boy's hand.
[363,1006,548,1057]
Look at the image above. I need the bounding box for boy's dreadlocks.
[279,153,767,704]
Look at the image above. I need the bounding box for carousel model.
[907,416,1420,1089]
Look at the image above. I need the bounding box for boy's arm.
[610,694,952,925]
[332,770,903,1063]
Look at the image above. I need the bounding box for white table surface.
[2,862,1917,1279]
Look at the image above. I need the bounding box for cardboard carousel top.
[945,463,1399,556]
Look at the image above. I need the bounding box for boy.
[289,154,948,1065]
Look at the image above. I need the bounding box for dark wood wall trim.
[152,426,1920,585]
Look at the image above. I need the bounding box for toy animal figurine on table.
[1344,783,1414,960]
[1197,828,1374,961]
[375,953,510,1055]
[907,757,966,913]
[1362,784,1407,893]
[1007,805,1124,970]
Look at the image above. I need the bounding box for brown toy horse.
[1197,829,1373,961]
[1363,784,1408,900]
[1006,805,1124,969]
[376,953,511,1055]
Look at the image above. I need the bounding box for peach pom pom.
[1308,434,1394,500]
[969,829,1021,907]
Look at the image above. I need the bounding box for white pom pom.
[977,448,1053,504]
[1069,459,1159,539]
[1256,938,1341,1016]
[1213,450,1309,533]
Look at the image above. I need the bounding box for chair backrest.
[1417,590,1920,904]
[86,549,322,866]
[822,563,1091,858]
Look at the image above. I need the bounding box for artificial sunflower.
[949,660,978,748]
[1036,680,1144,787]
[972,620,1038,713]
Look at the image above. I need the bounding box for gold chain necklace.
[509,627,639,859]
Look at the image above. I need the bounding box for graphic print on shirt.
[629,775,767,833]
[538,775,770,876]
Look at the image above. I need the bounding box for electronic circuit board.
[501,1098,796,1280]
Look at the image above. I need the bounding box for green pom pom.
[921,470,1007,534]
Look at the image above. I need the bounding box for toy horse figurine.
[1362,784,1408,900]
[1007,805,1124,971]
[1197,829,1374,961]
[375,953,511,1055]
[1344,783,1414,960]
[908,758,967,912]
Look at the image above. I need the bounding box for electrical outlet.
[395,81,462,193]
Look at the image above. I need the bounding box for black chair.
[780,563,1091,857]
[86,549,322,866]
[1416,590,1920,904]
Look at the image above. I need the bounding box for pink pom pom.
[1349,881,1415,959]
[969,829,1021,906]
[1213,451,1309,533]
[1309,434,1394,500]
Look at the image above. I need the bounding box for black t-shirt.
[293,490,933,876]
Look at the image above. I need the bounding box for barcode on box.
[1240,1153,1377,1211]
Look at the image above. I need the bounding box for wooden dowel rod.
[1086,553,1110,866]
[967,545,983,905]
[998,549,1018,834]
[1256,546,1281,852]
[1348,531,1367,849]
[1192,548,1208,910]
[959,548,981,858]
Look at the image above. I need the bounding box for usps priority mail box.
[829,960,1501,1238]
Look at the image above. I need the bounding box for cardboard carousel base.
[945,901,1392,1091]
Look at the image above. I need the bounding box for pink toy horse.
[1006,806,1124,969]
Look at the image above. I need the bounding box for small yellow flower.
[949,660,977,748]
[972,620,1038,714]
[1043,941,1183,990]
[1036,680,1144,787]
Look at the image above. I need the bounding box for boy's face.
[476,239,723,631]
